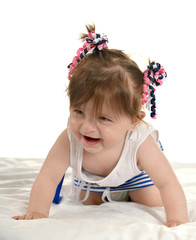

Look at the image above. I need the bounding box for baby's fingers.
[165,221,183,227]
[12,212,47,220]
[166,222,178,227]
[12,214,28,220]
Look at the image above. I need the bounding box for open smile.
[83,135,101,146]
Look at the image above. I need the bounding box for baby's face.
[69,98,136,154]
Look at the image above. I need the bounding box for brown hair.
[67,24,145,121]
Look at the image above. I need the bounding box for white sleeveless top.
[67,122,159,187]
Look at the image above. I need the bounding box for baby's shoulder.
[128,122,158,144]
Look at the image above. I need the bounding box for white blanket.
[0,158,196,240]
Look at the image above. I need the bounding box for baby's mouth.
[83,135,101,146]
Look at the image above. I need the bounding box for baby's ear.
[139,111,146,120]
[129,111,146,131]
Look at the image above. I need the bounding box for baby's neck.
[82,143,124,177]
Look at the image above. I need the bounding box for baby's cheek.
[69,117,77,129]
[68,119,78,136]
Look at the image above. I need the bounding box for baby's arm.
[12,129,70,220]
[137,135,188,227]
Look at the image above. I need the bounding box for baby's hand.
[165,221,185,227]
[12,212,47,220]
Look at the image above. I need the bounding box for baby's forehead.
[75,98,122,118]
[82,99,113,112]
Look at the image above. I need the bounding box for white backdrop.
[0,0,196,162]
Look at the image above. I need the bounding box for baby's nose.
[81,120,96,134]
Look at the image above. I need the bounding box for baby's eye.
[74,109,83,115]
[99,116,111,122]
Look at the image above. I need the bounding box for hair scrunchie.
[142,62,167,119]
[68,30,108,80]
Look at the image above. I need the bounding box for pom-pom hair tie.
[67,30,109,80]
[142,62,167,119]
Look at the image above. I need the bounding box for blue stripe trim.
[110,181,153,191]
[73,182,155,192]
[123,176,150,185]
[159,140,164,151]
[73,172,154,193]
[74,179,153,190]
[74,177,151,189]
[112,183,154,191]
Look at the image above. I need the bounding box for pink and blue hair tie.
[142,62,167,119]
[68,30,108,80]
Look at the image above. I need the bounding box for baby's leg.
[129,185,163,207]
